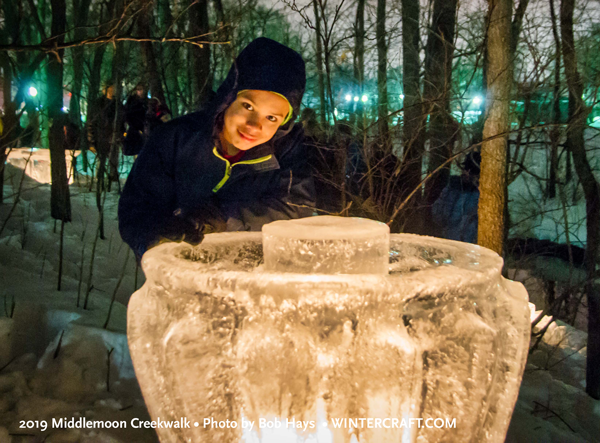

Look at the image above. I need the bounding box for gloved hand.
[162,213,204,246]
[203,215,227,234]
[173,203,227,243]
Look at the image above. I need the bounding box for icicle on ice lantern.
[127,216,530,443]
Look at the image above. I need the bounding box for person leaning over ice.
[118,38,316,260]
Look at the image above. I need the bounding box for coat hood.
[208,37,306,140]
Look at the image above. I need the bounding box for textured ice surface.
[263,216,390,275]
[128,217,530,443]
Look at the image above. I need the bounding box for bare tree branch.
[0,35,227,53]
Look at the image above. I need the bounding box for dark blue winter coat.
[432,175,479,244]
[118,38,316,259]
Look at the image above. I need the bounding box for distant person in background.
[90,83,124,187]
[341,123,366,198]
[146,97,171,133]
[19,102,40,148]
[63,120,81,151]
[123,86,171,156]
[300,108,322,143]
[123,83,148,156]
[432,151,481,244]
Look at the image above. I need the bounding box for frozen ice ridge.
[128,216,530,442]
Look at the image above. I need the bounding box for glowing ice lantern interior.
[127,215,531,443]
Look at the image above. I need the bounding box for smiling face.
[219,90,290,154]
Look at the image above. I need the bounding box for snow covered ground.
[1,155,599,442]
[508,128,600,248]
[1,161,155,443]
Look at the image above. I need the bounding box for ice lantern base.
[127,216,530,443]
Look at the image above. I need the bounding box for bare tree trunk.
[510,0,530,55]
[323,47,336,126]
[0,56,17,206]
[69,0,92,127]
[473,0,528,147]
[212,0,230,47]
[547,0,561,199]
[185,43,194,113]
[85,0,113,175]
[397,0,424,232]
[478,0,512,254]
[212,0,233,111]
[422,0,458,209]
[86,44,106,177]
[353,0,365,92]
[0,1,22,205]
[376,0,388,141]
[139,0,166,105]
[560,0,600,400]
[353,0,365,131]
[107,0,125,191]
[108,46,124,191]
[158,0,180,115]
[48,0,72,222]
[313,0,327,127]
[190,0,211,107]
[472,12,490,148]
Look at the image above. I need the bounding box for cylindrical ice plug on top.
[262,216,390,275]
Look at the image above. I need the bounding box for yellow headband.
[237,90,294,125]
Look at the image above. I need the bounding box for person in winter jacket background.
[90,83,124,185]
[146,97,171,132]
[123,84,172,156]
[123,83,148,156]
[432,151,481,244]
[118,38,316,260]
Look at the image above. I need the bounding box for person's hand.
[203,216,227,234]
[169,209,204,246]
[182,225,204,245]
[179,203,227,238]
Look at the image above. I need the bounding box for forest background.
[1,0,600,402]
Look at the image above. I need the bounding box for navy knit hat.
[213,38,306,123]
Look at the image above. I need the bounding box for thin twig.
[106,347,114,392]
[104,249,130,329]
[57,220,65,291]
[532,400,576,432]
[53,330,65,359]
[83,216,102,310]
[77,242,86,308]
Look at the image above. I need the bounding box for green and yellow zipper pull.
[211,146,272,193]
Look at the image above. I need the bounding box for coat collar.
[214,137,279,170]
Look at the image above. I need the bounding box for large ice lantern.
[128,216,530,442]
